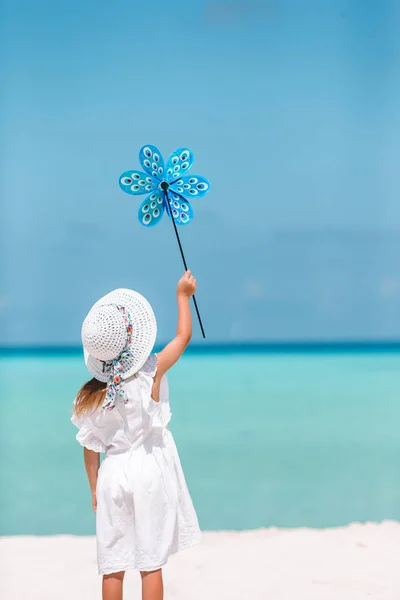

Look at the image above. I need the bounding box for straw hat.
[81,288,157,383]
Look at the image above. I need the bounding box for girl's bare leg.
[102,571,125,600]
[140,569,163,600]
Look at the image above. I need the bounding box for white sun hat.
[81,288,157,384]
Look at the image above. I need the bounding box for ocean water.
[1,350,400,535]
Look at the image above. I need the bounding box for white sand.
[1,522,399,599]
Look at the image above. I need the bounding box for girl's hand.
[92,492,97,514]
[177,270,196,298]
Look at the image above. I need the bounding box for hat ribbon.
[101,305,133,411]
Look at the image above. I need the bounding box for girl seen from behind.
[72,271,200,600]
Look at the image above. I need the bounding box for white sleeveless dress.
[71,355,201,575]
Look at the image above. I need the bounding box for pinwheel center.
[160,181,169,191]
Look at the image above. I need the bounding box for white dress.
[71,355,201,575]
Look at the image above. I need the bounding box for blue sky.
[1,0,400,344]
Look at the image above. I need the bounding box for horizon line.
[1,339,400,356]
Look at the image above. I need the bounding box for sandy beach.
[1,522,399,599]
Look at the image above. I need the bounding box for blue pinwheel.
[119,144,210,338]
[119,145,210,227]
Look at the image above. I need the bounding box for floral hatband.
[102,305,133,411]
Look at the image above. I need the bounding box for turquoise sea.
[1,349,399,535]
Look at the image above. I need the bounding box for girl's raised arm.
[154,271,196,385]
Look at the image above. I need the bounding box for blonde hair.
[74,378,107,418]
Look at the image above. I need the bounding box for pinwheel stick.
[161,183,206,339]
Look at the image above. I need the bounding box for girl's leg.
[140,569,163,600]
[102,571,125,600]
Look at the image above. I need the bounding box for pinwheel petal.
[169,174,210,199]
[138,191,165,227]
[166,192,194,225]
[119,170,158,195]
[165,148,194,182]
[139,145,166,180]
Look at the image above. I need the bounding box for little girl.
[72,271,201,600]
